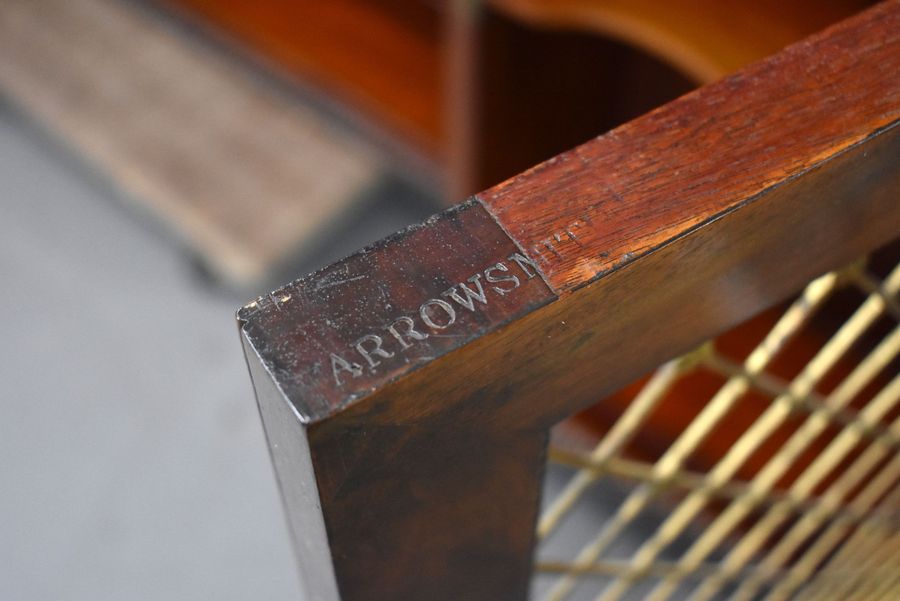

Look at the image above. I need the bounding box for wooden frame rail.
[238,3,899,599]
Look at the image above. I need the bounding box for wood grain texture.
[239,4,900,599]
[291,125,897,599]
[480,0,900,294]
[313,123,900,440]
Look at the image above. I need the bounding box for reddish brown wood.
[239,4,900,600]
[322,122,898,436]
[480,0,900,293]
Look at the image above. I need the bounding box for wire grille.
[533,255,900,601]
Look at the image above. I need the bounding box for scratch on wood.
[315,274,367,290]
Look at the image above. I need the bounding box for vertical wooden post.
[239,200,557,600]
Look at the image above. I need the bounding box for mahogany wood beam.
[239,3,899,599]
[480,0,899,293]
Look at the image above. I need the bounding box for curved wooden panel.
[490,0,873,82]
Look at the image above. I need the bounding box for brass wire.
[536,259,900,601]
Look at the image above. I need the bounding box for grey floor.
[0,108,305,600]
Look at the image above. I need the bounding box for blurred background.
[0,0,876,599]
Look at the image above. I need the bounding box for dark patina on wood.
[239,4,900,600]
[238,199,554,422]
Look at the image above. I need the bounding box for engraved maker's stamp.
[239,200,557,419]
[328,252,539,386]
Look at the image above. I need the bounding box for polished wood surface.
[239,3,900,599]
[480,1,899,293]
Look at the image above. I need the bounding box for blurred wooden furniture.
[2,0,873,285]
[239,3,899,599]
[168,0,874,197]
